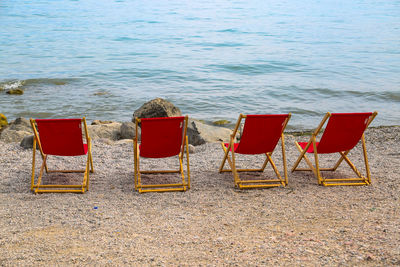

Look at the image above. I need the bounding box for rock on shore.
[132,97,182,121]
[0,98,235,147]
[0,117,32,143]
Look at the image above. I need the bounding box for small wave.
[302,87,343,98]
[210,61,305,75]
[380,91,400,101]
[216,29,239,33]
[0,78,74,91]
[0,80,24,90]
[196,42,246,48]
[301,88,400,102]
[23,78,72,86]
[113,37,140,42]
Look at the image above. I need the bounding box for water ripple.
[210,62,306,75]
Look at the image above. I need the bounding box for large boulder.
[187,119,233,146]
[132,98,182,121]
[87,121,122,141]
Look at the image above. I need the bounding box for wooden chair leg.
[361,134,371,184]
[31,140,37,192]
[219,143,231,172]
[35,155,47,194]
[185,136,191,189]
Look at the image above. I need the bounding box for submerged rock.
[213,120,230,126]
[133,98,182,121]
[6,89,24,95]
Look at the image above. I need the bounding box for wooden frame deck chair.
[219,113,291,189]
[291,112,378,186]
[134,116,190,193]
[30,118,94,193]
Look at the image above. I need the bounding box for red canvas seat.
[35,119,88,156]
[291,112,378,186]
[219,114,291,189]
[134,116,190,193]
[30,118,94,193]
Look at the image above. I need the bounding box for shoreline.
[1,113,399,144]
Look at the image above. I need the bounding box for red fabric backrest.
[140,116,185,158]
[235,114,289,155]
[36,119,86,156]
[317,113,372,153]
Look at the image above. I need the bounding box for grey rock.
[20,135,38,149]
[8,117,32,132]
[120,122,141,140]
[133,98,182,121]
[87,122,122,141]
[187,119,233,146]
[0,129,32,143]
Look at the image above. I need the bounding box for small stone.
[93,91,109,96]
[184,144,195,154]
[365,254,374,261]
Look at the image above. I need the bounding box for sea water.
[0,0,399,129]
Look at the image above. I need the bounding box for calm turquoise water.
[0,0,399,129]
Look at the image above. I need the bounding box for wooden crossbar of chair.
[219,113,291,189]
[291,112,377,186]
[30,118,94,194]
[134,116,190,193]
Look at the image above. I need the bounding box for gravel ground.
[0,126,399,266]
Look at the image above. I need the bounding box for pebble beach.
[0,126,399,266]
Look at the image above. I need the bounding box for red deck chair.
[291,112,377,186]
[30,118,94,193]
[219,114,291,189]
[134,116,190,193]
